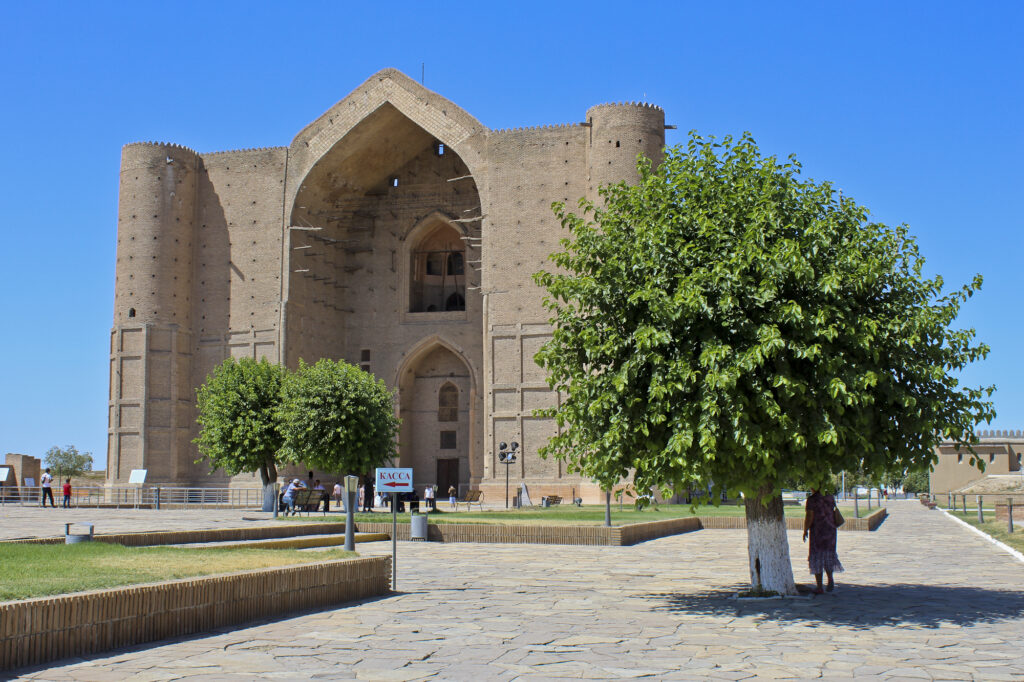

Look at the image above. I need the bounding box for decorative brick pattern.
[0,557,390,671]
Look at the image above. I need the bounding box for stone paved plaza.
[6,501,1024,680]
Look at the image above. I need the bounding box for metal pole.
[854,493,859,518]
[962,494,967,515]
[505,461,510,509]
[604,491,611,527]
[392,492,398,589]
[1009,498,1014,534]
[977,495,984,523]
[344,488,356,551]
[156,487,161,511]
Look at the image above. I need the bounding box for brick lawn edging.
[1,556,390,672]
[698,507,887,532]
[2,509,887,551]
[354,509,885,546]
[3,522,353,546]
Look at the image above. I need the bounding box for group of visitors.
[38,468,74,509]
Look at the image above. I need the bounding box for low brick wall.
[355,511,881,547]
[1,556,390,672]
[5,522,351,547]
[356,521,620,545]
[995,503,1024,523]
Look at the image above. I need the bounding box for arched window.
[409,222,466,313]
[447,252,464,276]
[438,383,458,422]
[445,292,465,311]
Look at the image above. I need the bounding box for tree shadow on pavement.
[648,583,1024,629]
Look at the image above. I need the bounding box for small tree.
[901,470,930,494]
[280,359,399,475]
[44,445,93,480]
[194,357,286,493]
[534,132,994,595]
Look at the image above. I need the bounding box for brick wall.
[0,557,390,671]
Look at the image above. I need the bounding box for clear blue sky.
[1,2,1021,469]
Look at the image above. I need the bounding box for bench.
[288,489,327,516]
[460,490,484,511]
[541,495,562,507]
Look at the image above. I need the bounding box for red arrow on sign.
[383,481,406,488]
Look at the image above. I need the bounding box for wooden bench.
[542,495,562,507]
[460,490,484,511]
[288,489,327,516]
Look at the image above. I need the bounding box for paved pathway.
[9,501,1024,680]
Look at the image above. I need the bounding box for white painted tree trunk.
[745,485,798,595]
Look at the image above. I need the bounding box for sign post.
[375,468,413,590]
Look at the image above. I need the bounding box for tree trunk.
[744,484,798,595]
[259,460,279,513]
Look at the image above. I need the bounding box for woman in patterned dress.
[803,488,844,594]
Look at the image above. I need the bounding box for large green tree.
[534,133,994,594]
[280,359,399,475]
[194,357,286,494]
[43,445,93,480]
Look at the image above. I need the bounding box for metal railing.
[0,485,265,509]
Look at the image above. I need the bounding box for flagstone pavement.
[7,501,1024,680]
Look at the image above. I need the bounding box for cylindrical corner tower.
[108,142,198,485]
[586,102,666,202]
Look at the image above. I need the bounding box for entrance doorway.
[437,458,460,499]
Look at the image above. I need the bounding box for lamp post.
[344,475,359,551]
[498,441,519,509]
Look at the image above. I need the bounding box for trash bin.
[410,513,428,541]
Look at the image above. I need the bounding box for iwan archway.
[395,337,481,496]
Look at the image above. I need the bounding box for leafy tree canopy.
[194,357,286,486]
[534,132,995,501]
[44,445,93,479]
[280,358,399,475]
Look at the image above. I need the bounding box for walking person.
[40,468,56,508]
[62,478,72,508]
[424,484,436,511]
[803,487,844,594]
[448,484,457,509]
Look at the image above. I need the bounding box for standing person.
[40,468,55,508]
[363,477,375,512]
[333,481,343,510]
[62,478,72,509]
[803,487,844,594]
[448,484,457,509]
[357,483,365,512]
[424,484,436,511]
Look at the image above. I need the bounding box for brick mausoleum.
[107,68,666,502]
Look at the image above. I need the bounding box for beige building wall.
[108,69,666,502]
[930,430,1023,495]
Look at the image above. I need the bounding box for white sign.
[129,469,148,484]
[376,467,413,493]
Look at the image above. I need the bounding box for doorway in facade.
[437,458,460,503]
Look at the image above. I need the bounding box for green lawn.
[947,510,1024,554]
[282,502,871,526]
[1,543,357,601]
